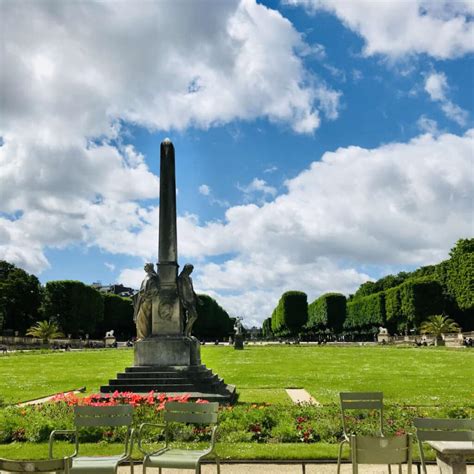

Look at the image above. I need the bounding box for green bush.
[271,291,308,337]
[262,318,273,339]
[345,292,385,331]
[194,294,234,340]
[101,294,135,340]
[307,293,346,334]
[42,281,104,338]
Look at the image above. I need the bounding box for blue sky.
[0,0,473,326]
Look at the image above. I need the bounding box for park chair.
[138,401,220,474]
[49,405,134,473]
[0,457,72,473]
[337,392,387,474]
[350,434,412,474]
[414,418,474,474]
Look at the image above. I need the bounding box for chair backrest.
[0,457,72,473]
[350,434,412,465]
[414,418,474,442]
[340,392,384,436]
[74,405,134,427]
[164,401,219,425]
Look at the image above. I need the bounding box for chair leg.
[216,456,221,474]
[388,464,392,474]
[337,439,347,474]
[399,463,402,474]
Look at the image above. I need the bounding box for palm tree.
[26,320,64,344]
[420,315,460,346]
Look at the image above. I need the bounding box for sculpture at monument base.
[132,263,159,340]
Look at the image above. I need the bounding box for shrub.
[271,291,308,337]
[345,292,385,331]
[307,293,346,334]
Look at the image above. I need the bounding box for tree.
[0,261,42,334]
[420,315,460,345]
[193,294,233,340]
[26,320,64,344]
[101,294,135,340]
[42,281,104,337]
[271,291,307,337]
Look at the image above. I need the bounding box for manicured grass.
[0,345,472,406]
[0,441,431,461]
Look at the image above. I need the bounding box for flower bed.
[0,392,471,445]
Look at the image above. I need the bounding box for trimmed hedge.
[101,294,135,340]
[42,281,104,338]
[271,291,308,337]
[194,294,234,340]
[262,317,273,339]
[307,293,346,333]
[345,292,385,331]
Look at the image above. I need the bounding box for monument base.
[134,336,201,366]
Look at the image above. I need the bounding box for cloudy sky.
[0,0,473,327]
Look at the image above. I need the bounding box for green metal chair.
[350,434,412,474]
[0,457,72,473]
[138,401,220,474]
[414,418,474,474]
[49,405,134,473]
[337,392,387,474]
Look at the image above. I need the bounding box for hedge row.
[262,317,273,339]
[307,293,346,333]
[195,294,234,340]
[271,291,308,337]
[345,292,385,330]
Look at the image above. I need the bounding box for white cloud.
[417,116,440,135]
[104,262,116,272]
[198,185,211,196]
[425,72,449,101]
[119,130,474,325]
[0,0,341,273]
[286,0,474,59]
[238,178,277,203]
[424,72,469,126]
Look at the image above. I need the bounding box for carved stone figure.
[177,264,199,336]
[234,319,243,336]
[133,263,159,340]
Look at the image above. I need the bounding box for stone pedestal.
[234,334,244,350]
[134,336,201,366]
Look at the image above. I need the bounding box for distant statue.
[105,330,114,338]
[133,263,159,340]
[178,264,200,337]
[234,319,243,336]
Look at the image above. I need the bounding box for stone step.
[105,383,196,392]
[125,365,208,373]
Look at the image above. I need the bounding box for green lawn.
[0,345,472,406]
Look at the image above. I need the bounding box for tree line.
[0,263,234,341]
[263,238,473,340]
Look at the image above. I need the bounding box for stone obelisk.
[152,138,182,335]
[134,138,200,366]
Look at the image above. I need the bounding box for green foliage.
[262,318,273,339]
[307,293,346,333]
[420,315,460,337]
[26,320,64,343]
[42,281,104,337]
[0,261,42,334]
[446,238,474,328]
[194,294,234,340]
[345,292,385,331]
[101,294,135,340]
[354,272,409,299]
[399,278,445,330]
[271,291,307,337]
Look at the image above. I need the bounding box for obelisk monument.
[134,138,200,366]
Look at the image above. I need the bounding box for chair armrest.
[137,423,167,455]
[125,428,135,457]
[49,429,78,458]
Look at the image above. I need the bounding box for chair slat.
[164,411,218,424]
[165,402,219,413]
[417,431,474,442]
[340,392,383,401]
[414,418,474,430]
[0,458,72,472]
[74,414,133,427]
[342,401,382,410]
[352,435,411,465]
[74,405,133,416]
